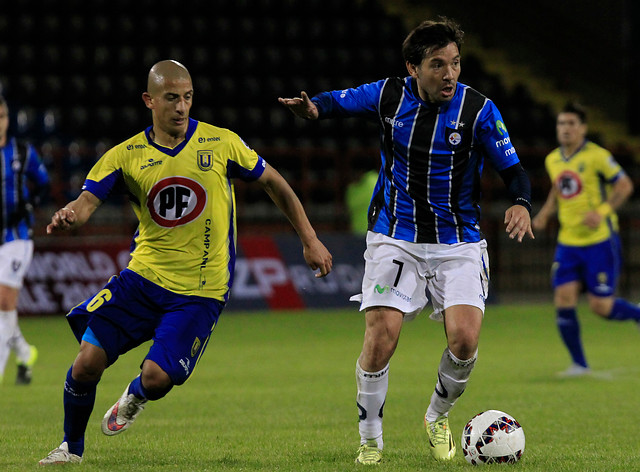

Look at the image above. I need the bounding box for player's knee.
[588,296,613,317]
[140,360,174,399]
[447,329,478,360]
[72,352,107,382]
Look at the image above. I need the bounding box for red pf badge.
[146,176,207,227]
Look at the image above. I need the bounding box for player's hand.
[303,239,333,278]
[582,210,601,229]
[278,91,319,120]
[46,207,77,234]
[504,205,534,242]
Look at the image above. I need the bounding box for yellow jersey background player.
[39,60,332,465]
[533,101,639,377]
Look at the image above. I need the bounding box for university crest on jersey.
[146,176,207,227]
[197,150,214,171]
[445,127,463,150]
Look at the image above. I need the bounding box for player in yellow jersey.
[533,102,639,377]
[38,60,333,465]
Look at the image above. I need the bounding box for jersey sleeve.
[226,134,266,181]
[82,147,125,201]
[474,100,520,171]
[26,145,50,187]
[311,80,385,120]
[596,150,624,182]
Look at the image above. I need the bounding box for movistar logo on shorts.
[374,284,411,302]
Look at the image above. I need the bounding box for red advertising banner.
[20,234,367,315]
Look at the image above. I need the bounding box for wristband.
[596,202,613,217]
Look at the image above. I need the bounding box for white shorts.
[0,239,34,289]
[350,232,489,322]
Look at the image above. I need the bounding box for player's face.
[407,42,460,104]
[556,112,586,148]
[146,78,193,138]
[0,104,9,145]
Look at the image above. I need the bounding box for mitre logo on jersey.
[197,150,213,171]
[556,170,582,199]
[146,176,207,227]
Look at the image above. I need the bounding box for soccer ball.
[461,410,525,465]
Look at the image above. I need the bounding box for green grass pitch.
[2,303,639,471]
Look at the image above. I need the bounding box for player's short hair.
[561,101,587,123]
[402,17,464,66]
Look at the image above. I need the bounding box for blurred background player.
[39,60,332,465]
[532,101,640,376]
[346,169,378,235]
[280,17,534,465]
[0,95,49,385]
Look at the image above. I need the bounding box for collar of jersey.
[144,118,198,157]
[560,139,588,161]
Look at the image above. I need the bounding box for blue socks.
[127,375,148,400]
[556,308,588,368]
[608,298,640,321]
[63,367,98,457]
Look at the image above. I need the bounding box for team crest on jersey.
[445,127,463,149]
[556,170,582,199]
[146,176,207,227]
[197,150,214,171]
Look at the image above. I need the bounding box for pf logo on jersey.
[556,170,582,199]
[146,176,207,227]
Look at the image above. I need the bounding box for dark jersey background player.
[0,95,49,385]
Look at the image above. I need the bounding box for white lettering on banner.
[27,250,117,281]
[251,258,288,296]
[53,281,105,311]
[231,258,365,300]
[231,258,289,298]
[289,264,363,294]
[18,283,58,313]
[117,250,132,270]
[232,260,262,298]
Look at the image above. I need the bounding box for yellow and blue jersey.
[82,118,265,301]
[545,140,623,246]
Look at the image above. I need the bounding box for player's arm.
[277,91,319,120]
[498,163,535,242]
[46,190,102,234]
[532,186,558,231]
[257,163,332,277]
[583,173,634,229]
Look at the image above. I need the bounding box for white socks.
[356,361,389,449]
[0,309,31,376]
[425,348,477,422]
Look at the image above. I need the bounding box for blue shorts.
[552,235,622,297]
[67,269,224,385]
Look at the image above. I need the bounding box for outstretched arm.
[257,163,332,277]
[278,91,319,120]
[46,191,102,234]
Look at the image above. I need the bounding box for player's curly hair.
[402,17,464,66]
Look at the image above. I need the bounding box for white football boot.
[39,442,82,465]
[101,383,148,435]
